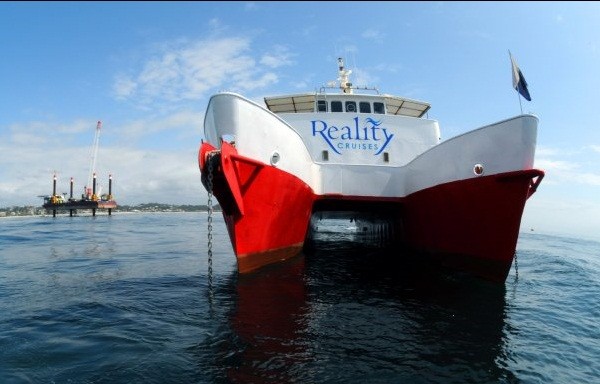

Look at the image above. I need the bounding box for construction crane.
[85,121,102,200]
[40,119,117,217]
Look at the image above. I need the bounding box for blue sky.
[1,2,599,240]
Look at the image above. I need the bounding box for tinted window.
[345,101,357,112]
[359,102,371,113]
[331,101,343,112]
[373,102,385,114]
[317,100,327,112]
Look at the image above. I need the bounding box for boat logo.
[311,117,394,155]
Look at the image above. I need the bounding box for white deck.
[203,92,537,198]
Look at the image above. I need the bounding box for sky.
[1,2,599,240]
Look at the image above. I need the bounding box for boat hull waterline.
[200,142,542,283]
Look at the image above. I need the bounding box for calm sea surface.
[1,212,598,383]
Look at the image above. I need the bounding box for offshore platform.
[42,121,118,217]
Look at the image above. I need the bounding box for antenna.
[337,57,353,94]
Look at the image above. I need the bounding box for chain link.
[207,154,214,303]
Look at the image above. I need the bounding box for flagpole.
[509,50,530,114]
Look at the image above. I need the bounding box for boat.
[198,58,544,282]
[42,197,117,212]
[41,173,117,216]
[41,121,118,217]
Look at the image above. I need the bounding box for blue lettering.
[340,125,352,140]
[312,120,341,154]
[375,129,394,155]
[354,117,360,140]
[312,117,394,156]
[328,125,339,140]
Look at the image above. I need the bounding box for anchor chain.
[206,154,214,302]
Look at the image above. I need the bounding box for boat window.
[345,101,357,112]
[317,100,327,112]
[359,102,371,113]
[331,101,343,112]
[374,102,385,114]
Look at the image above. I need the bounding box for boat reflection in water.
[227,256,308,383]
[203,223,517,383]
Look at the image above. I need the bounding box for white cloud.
[0,143,93,206]
[0,111,211,208]
[235,72,278,91]
[342,45,358,54]
[350,68,379,89]
[113,36,293,110]
[536,147,600,187]
[297,73,315,88]
[522,196,600,241]
[10,120,92,136]
[579,172,600,186]
[208,18,222,30]
[113,74,137,100]
[2,34,300,208]
[118,110,204,141]
[11,132,48,146]
[535,158,576,172]
[373,63,401,73]
[536,146,562,157]
[260,46,294,68]
[589,144,600,153]
[0,140,206,207]
[99,146,203,204]
[362,29,385,40]
[7,120,97,148]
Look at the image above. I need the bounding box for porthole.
[271,152,280,166]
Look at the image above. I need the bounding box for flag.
[509,51,532,101]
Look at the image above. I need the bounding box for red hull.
[403,169,544,281]
[201,142,314,273]
[200,142,543,281]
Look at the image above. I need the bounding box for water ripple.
[0,214,598,383]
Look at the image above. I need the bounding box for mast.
[86,121,102,199]
[337,57,353,94]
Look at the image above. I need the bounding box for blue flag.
[509,52,532,101]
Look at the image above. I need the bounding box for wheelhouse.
[264,93,430,118]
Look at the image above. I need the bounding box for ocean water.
[0,212,598,383]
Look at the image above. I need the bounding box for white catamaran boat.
[199,58,543,282]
